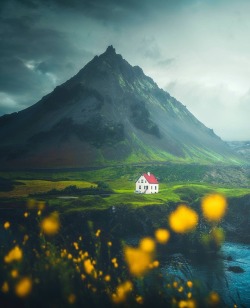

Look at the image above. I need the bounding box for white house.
[135,172,159,194]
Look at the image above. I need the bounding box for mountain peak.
[105,45,116,54]
[0,46,243,168]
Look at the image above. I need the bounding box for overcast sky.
[0,0,250,141]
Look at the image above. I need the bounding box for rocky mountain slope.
[227,141,250,161]
[0,46,243,168]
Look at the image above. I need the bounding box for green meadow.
[1,164,249,212]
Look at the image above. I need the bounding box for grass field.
[0,164,250,211]
[0,180,96,198]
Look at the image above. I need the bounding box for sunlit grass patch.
[0,180,97,198]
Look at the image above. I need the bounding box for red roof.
[143,173,158,184]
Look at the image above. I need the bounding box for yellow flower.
[208,291,220,304]
[139,237,155,253]
[4,221,10,229]
[155,228,170,244]
[4,246,23,263]
[84,259,95,275]
[104,275,111,282]
[178,299,196,308]
[95,229,101,237]
[201,194,227,222]
[27,199,36,209]
[22,234,29,245]
[68,293,76,304]
[112,281,133,303]
[15,277,32,298]
[187,281,193,288]
[40,212,60,235]
[124,246,152,277]
[73,242,79,250]
[169,205,198,233]
[1,282,9,293]
[152,260,159,268]
[37,201,45,210]
[136,295,144,304]
[11,269,19,278]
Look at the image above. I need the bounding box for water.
[160,242,250,307]
[221,242,250,306]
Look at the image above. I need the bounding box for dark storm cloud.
[3,0,185,22]
[1,0,250,139]
[0,3,93,114]
[0,0,187,113]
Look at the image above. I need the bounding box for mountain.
[0,46,243,168]
[227,141,250,161]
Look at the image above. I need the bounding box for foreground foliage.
[0,194,234,307]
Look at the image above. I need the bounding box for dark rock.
[227,266,245,273]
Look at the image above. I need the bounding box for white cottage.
[135,172,159,194]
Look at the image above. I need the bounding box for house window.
[141,179,144,183]
[139,185,141,189]
[155,186,157,190]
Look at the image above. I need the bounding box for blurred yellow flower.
[1,282,9,293]
[40,212,60,235]
[201,194,227,222]
[22,234,29,246]
[4,221,10,229]
[11,269,19,278]
[37,201,45,210]
[155,228,170,244]
[84,259,95,275]
[73,242,79,250]
[187,281,193,288]
[95,229,101,237]
[104,275,111,282]
[178,299,196,308]
[4,246,23,263]
[15,277,32,298]
[124,246,152,277]
[112,281,133,303]
[27,199,36,209]
[111,258,117,263]
[152,260,159,268]
[208,291,220,304]
[169,205,198,233]
[68,293,76,304]
[139,237,155,253]
[136,295,144,304]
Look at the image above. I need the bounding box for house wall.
[135,175,159,194]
